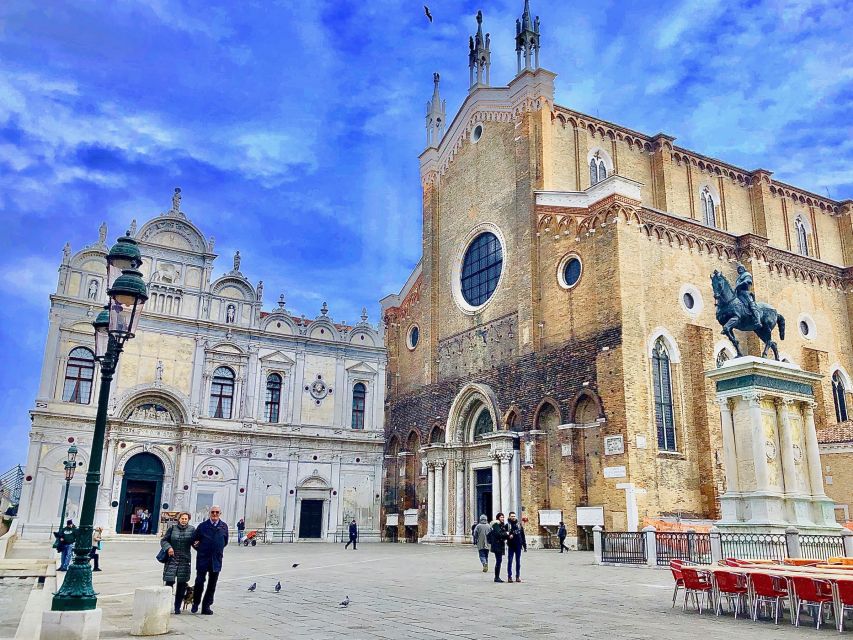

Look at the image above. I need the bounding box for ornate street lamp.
[52,233,147,612]
[56,445,78,542]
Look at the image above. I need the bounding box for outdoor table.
[828,557,853,566]
[783,558,822,566]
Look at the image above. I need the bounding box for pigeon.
[292,563,300,568]
[340,596,350,608]
[248,583,256,592]
[275,581,281,593]
[423,5,432,22]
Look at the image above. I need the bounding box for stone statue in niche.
[154,360,164,385]
[87,279,99,300]
[226,304,236,324]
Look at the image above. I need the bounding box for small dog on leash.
[182,586,194,610]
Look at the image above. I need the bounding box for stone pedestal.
[706,356,840,534]
[129,586,171,636]
[40,609,102,640]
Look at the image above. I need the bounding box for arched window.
[795,216,809,256]
[62,347,95,404]
[652,338,677,451]
[589,158,599,186]
[351,382,366,429]
[598,160,607,181]
[701,188,716,228]
[833,371,849,423]
[264,373,282,423]
[429,426,445,444]
[209,367,235,419]
[472,408,493,440]
[506,411,521,432]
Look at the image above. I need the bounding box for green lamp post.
[56,445,78,539]
[52,232,147,611]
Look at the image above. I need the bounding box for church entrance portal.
[116,452,164,534]
[475,468,493,522]
[298,499,323,538]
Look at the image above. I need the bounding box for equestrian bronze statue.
[711,264,785,360]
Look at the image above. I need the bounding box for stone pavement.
[69,540,817,639]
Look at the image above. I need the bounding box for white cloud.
[0,256,57,307]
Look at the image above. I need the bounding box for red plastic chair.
[838,579,853,632]
[790,576,834,629]
[715,570,749,618]
[669,560,686,608]
[681,567,714,614]
[749,572,788,624]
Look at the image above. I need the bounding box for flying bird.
[424,5,432,22]
[292,563,300,568]
[247,583,256,592]
[340,596,350,608]
[275,581,281,593]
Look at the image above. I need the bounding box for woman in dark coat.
[161,512,195,614]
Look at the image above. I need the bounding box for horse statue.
[711,267,785,360]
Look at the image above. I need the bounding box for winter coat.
[192,519,229,573]
[348,522,358,539]
[473,516,491,551]
[506,519,527,551]
[490,521,509,555]
[161,523,195,584]
[58,525,77,548]
[236,520,245,532]
[558,524,567,539]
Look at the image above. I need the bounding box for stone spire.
[425,72,447,147]
[468,10,491,91]
[515,0,540,74]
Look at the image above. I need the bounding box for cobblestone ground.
[0,576,35,638]
[86,539,818,639]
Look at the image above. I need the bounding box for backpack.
[486,528,494,545]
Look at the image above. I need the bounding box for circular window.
[683,293,694,310]
[557,254,583,289]
[799,320,808,335]
[472,124,483,143]
[798,314,816,340]
[460,232,503,307]
[407,325,420,350]
[679,284,704,316]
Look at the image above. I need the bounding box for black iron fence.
[800,534,845,560]
[655,532,712,565]
[601,532,646,564]
[256,528,295,544]
[719,532,787,561]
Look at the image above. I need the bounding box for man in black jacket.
[344,519,358,550]
[558,521,570,553]
[191,505,229,615]
[506,512,527,583]
[490,513,509,583]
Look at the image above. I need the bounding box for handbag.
[156,547,168,563]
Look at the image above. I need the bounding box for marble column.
[455,462,464,537]
[802,402,827,497]
[717,398,740,494]
[499,452,511,515]
[509,451,520,515]
[746,393,770,492]
[776,398,799,494]
[427,463,435,536]
[491,458,501,517]
[434,461,445,536]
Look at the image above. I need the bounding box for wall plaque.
[604,435,624,455]
[603,466,626,479]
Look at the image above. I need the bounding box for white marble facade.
[19,192,386,541]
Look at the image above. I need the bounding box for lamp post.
[56,445,78,536]
[52,232,147,612]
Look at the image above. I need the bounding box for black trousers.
[493,552,503,579]
[559,537,569,552]
[345,535,357,549]
[193,570,219,610]
[168,581,189,611]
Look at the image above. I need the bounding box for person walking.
[489,513,509,583]
[557,521,570,553]
[140,509,151,534]
[506,512,527,583]
[191,505,228,615]
[162,512,196,615]
[236,518,245,546]
[57,519,77,571]
[89,527,103,572]
[344,519,358,550]
[473,514,491,572]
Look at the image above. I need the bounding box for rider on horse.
[734,263,761,325]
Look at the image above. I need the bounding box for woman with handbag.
[160,512,195,614]
[89,527,103,571]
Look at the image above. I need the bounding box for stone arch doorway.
[116,453,164,534]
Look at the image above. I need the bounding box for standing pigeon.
[248,582,256,592]
[423,5,432,22]
[339,596,350,608]
[292,563,300,568]
[275,581,281,593]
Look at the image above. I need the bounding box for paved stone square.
[59,539,819,639]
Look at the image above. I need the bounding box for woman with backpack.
[161,512,195,614]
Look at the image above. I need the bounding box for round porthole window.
[460,231,503,307]
[683,293,695,310]
[472,124,483,143]
[679,284,704,316]
[798,313,816,340]
[407,325,420,350]
[557,254,583,290]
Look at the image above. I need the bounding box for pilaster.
[748,169,773,238]
[650,134,676,212]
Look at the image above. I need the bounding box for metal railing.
[0,465,23,507]
[255,528,295,544]
[655,532,712,565]
[601,532,646,564]
[800,534,845,560]
[719,532,787,561]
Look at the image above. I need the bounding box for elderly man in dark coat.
[191,506,229,615]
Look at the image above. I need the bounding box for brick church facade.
[380,2,853,546]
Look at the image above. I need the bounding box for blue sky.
[0,0,851,471]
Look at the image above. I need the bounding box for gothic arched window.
[701,188,716,228]
[598,160,607,181]
[652,338,677,451]
[589,158,599,186]
[265,373,282,423]
[209,366,235,419]
[351,382,366,429]
[429,426,445,444]
[795,216,810,256]
[472,408,493,440]
[62,347,95,404]
[833,371,849,423]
